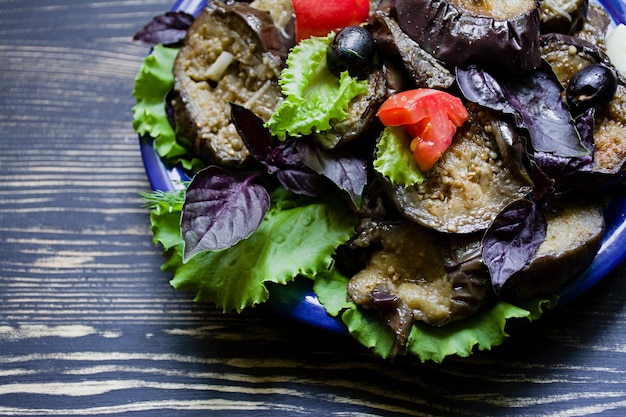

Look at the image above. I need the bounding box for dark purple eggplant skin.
[172,2,291,166]
[500,199,605,301]
[368,12,455,89]
[393,0,542,74]
[540,33,626,185]
[575,2,612,47]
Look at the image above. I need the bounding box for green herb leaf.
[265,34,369,140]
[140,185,187,210]
[373,126,425,187]
[132,44,203,172]
[150,187,357,312]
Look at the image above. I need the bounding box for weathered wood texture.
[1,1,625,416]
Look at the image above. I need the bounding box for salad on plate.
[133,0,626,362]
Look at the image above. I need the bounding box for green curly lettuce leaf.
[373,126,425,187]
[147,187,357,312]
[132,44,203,172]
[314,266,557,362]
[266,33,369,141]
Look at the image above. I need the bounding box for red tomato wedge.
[292,0,370,42]
[377,89,469,171]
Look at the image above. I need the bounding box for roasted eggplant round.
[541,33,626,182]
[500,199,605,301]
[572,1,611,47]
[368,12,455,90]
[381,105,533,234]
[172,1,293,166]
[393,0,542,74]
[345,218,491,352]
[311,66,388,149]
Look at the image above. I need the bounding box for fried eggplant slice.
[311,66,388,149]
[574,1,611,47]
[500,199,605,300]
[368,12,455,90]
[382,106,533,234]
[393,0,542,74]
[541,33,626,183]
[172,1,292,166]
[346,219,491,354]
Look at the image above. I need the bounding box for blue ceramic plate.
[141,0,626,334]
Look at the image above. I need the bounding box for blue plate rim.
[140,0,626,335]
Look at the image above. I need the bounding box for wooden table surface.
[1,1,626,416]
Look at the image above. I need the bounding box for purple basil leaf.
[230,103,317,177]
[575,108,596,159]
[457,65,589,158]
[181,166,270,261]
[272,141,328,195]
[276,168,327,197]
[272,140,301,165]
[259,139,326,195]
[455,67,512,113]
[230,103,274,163]
[296,141,368,208]
[133,11,194,46]
[482,199,547,294]
[528,160,555,203]
[230,103,326,197]
[228,103,329,195]
[531,108,595,194]
[266,140,303,174]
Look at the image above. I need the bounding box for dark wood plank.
[1,1,625,416]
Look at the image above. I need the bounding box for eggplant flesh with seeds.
[540,34,626,182]
[574,2,612,47]
[345,218,491,353]
[500,199,605,301]
[539,0,589,35]
[172,1,293,166]
[311,66,388,149]
[540,33,612,83]
[393,0,542,74]
[382,105,533,234]
[367,12,455,90]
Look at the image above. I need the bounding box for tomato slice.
[377,89,439,126]
[377,89,469,171]
[292,0,370,41]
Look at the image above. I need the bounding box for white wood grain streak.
[0,401,311,416]
[2,347,626,416]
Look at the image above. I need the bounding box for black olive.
[326,26,376,78]
[566,64,617,116]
